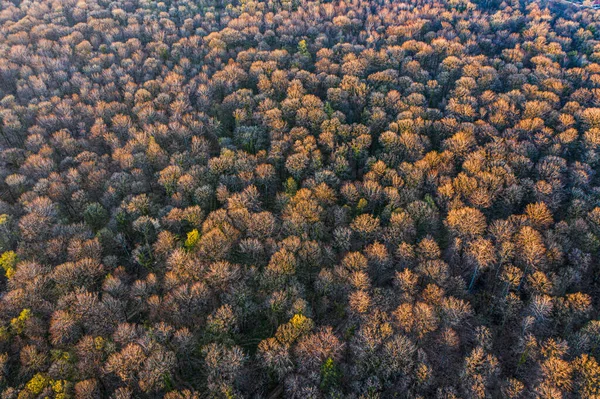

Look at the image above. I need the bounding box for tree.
[446,207,487,240]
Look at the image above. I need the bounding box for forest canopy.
[0,0,599,397]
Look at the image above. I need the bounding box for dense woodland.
[0,0,599,397]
